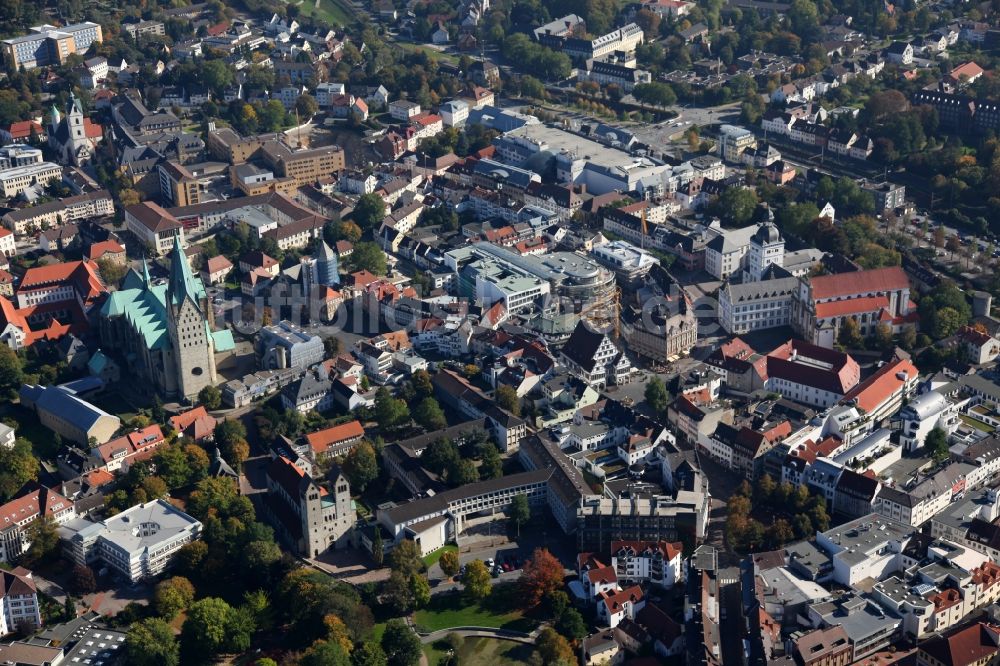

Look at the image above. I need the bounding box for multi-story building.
[2,22,103,70]
[718,124,757,162]
[124,202,183,255]
[719,277,797,335]
[577,492,710,551]
[792,626,852,666]
[256,320,324,371]
[764,339,861,409]
[744,222,784,282]
[263,455,354,557]
[158,161,200,207]
[900,390,962,452]
[0,568,41,634]
[61,500,201,581]
[18,384,120,444]
[859,180,906,213]
[0,162,62,198]
[0,144,42,170]
[122,19,165,39]
[794,266,915,348]
[560,320,634,389]
[609,540,684,589]
[0,486,75,563]
[621,284,697,364]
[815,514,914,586]
[2,190,113,235]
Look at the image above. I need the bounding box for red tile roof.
[814,295,890,319]
[920,623,1000,666]
[87,239,125,261]
[810,266,909,301]
[94,424,165,465]
[19,260,106,302]
[5,120,45,140]
[841,358,918,413]
[600,585,643,616]
[169,406,217,442]
[305,420,365,455]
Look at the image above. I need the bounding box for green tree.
[449,458,479,486]
[478,443,503,480]
[214,419,247,450]
[349,242,388,276]
[23,515,58,566]
[411,369,433,398]
[712,187,759,226]
[352,193,386,232]
[439,550,460,578]
[0,345,24,396]
[352,641,388,666]
[372,530,384,567]
[555,607,587,641]
[181,597,233,659]
[924,427,949,461]
[198,385,222,410]
[461,559,492,601]
[413,397,447,431]
[374,388,410,429]
[344,441,379,492]
[96,257,128,286]
[510,494,531,536]
[644,376,669,413]
[837,317,864,349]
[127,618,180,666]
[632,82,677,107]
[296,93,319,118]
[381,618,422,666]
[494,385,521,416]
[300,640,351,666]
[873,323,894,350]
[383,570,415,615]
[154,576,196,620]
[410,574,431,609]
[389,539,424,578]
[0,438,39,501]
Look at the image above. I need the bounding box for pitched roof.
[206,255,233,273]
[809,266,910,301]
[562,321,613,373]
[841,358,918,413]
[815,295,890,319]
[305,420,365,455]
[126,201,182,233]
[88,239,125,261]
[920,623,1000,666]
[168,406,217,441]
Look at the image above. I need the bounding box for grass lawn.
[298,0,356,26]
[424,637,539,666]
[961,414,996,433]
[421,544,458,569]
[412,586,537,634]
[372,622,387,643]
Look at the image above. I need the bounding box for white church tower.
[745,222,785,283]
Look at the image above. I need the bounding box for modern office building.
[60,499,202,582]
[2,23,103,70]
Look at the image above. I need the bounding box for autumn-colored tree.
[461,560,492,601]
[323,614,353,654]
[439,550,460,578]
[537,627,575,665]
[119,188,140,207]
[519,548,564,609]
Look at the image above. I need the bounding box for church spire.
[167,236,199,307]
[141,257,151,289]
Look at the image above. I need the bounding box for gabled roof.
[809,266,910,301]
[305,420,365,455]
[841,358,917,413]
[920,623,1000,666]
[562,321,613,373]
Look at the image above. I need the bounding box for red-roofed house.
[610,540,684,589]
[0,120,46,144]
[169,406,217,442]
[917,622,1000,666]
[204,255,233,285]
[841,357,918,426]
[798,266,914,347]
[956,325,1000,365]
[764,339,861,408]
[599,585,645,628]
[87,239,126,265]
[947,61,985,87]
[585,565,619,599]
[0,485,75,562]
[94,424,166,473]
[304,420,365,459]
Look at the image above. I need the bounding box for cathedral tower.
[165,237,217,398]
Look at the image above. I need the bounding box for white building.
[815,514,914,586]
[610,540,684,589]
[704,223,762,280]
[0,162,62,198]
[744,222,784,283]
[899,391,962,453]
[719,277,797,335]
[440,99,469,127]
[60,499,202,582]
[0,568,40,634]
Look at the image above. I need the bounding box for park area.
[423,636,538,666]
[412,586,537,634]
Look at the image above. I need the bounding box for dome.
[752,222,782,245]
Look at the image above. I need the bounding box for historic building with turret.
[48,93,103,166]
[99,238,233,399]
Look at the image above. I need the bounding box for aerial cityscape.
[0,0,998,664]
